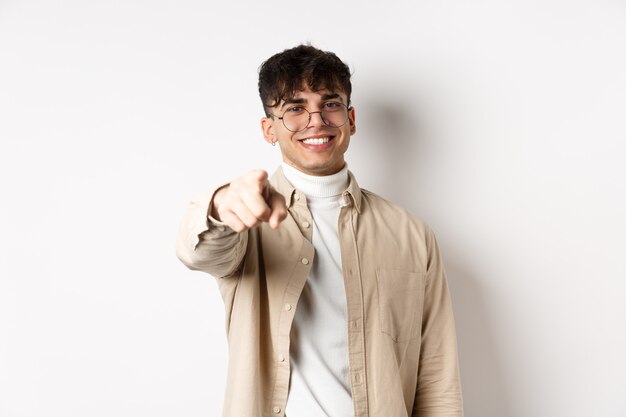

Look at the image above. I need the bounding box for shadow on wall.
[446,263,511,417]
[352,92,422,206]
[358,89,512,417]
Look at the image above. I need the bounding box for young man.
[176,45,463,417]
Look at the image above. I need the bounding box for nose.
[307,111,326,128]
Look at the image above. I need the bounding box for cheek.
[275,129,295,142]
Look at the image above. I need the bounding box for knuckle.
[244,219,259,228]
[253,205,270,218]
[252,210,265,221]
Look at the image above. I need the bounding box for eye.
[323,102,343,110]
[285,106,305,113]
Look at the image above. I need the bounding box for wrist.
[210,185,229,221]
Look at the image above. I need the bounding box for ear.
[348,106,356,135]
[261,117,276,144]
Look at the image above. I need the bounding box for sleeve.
[175,185,248,279]
[412,226,464,417]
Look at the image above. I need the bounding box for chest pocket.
[376,268,425,342]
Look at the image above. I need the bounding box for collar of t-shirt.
[281,163,349,208]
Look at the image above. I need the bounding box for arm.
[175,170,287,278]
[413,227,464,417]
[175,186,249,278]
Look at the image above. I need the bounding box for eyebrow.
[280,93,343,109]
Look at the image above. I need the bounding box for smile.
[302,137,329,145]
[299,136,334,145]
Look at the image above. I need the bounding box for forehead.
[280,87,347,104]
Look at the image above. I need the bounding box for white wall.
[1,1,625,416]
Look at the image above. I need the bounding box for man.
[176,44,463,417]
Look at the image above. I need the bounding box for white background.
[1,0,625,416]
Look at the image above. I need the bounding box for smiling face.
[261,87,356,176]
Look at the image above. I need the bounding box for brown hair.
[258,44,352,117]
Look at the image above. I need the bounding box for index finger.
[267,187,288,229]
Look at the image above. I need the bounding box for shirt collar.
[270,166,363,214]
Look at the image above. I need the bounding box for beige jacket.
[176,167,463,417]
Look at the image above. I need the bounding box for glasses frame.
[271,102,352,133]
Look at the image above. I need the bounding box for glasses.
[272,102,351,132]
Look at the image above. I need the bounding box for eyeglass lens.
[282,104,349,132]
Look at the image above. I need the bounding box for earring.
[271,140,277,147]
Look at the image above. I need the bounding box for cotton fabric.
[176,167,463,417]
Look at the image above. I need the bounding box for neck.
[281,163,349,198]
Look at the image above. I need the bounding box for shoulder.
[360,188,426,226]
[359,188,434,240]
[355,189,441,273]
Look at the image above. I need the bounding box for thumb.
[247,169,269,194]
[250,169,269,183]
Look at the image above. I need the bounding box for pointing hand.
[211,170,288,232]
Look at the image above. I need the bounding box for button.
[294,193,300,201]
[284,304,292,311]
[278,354,286,362]
[273,406,281,414]
[302,221,310,228]
[301,258,309,265]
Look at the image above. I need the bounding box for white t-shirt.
[282,163,353,417]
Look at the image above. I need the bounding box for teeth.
[302,137,330,145]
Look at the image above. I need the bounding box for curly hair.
[258,44,352,116]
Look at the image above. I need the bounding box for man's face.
[261,86,356,176]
